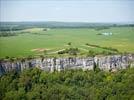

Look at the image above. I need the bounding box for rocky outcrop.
[0,54,134,75]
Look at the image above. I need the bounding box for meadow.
[0,27,134,58]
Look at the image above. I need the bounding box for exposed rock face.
[0,54,134,75]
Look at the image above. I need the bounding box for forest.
[0,67,134,100]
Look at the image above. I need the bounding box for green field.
[0,27,134,58]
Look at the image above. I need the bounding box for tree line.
[85,43,119,52]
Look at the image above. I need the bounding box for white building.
[102,32,112,36]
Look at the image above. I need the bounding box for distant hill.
[0,21,134,31]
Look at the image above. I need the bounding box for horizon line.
[0,20,134,24]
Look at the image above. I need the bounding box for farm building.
[101,32,113,36]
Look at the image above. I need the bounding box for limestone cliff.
[0,54,134,75]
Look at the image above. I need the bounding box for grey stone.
[0,54,134,75]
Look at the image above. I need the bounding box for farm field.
[0,27,134,58]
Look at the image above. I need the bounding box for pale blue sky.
[0,0,134,22]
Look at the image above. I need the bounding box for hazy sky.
[0,0,134,22]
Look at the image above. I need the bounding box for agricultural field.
[0,26,134,58]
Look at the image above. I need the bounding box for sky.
[0,0,134,23]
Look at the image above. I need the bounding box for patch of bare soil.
[31,48,50,52]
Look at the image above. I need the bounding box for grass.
[0,27,134,58]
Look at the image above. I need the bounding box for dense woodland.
[0,67,134,100]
